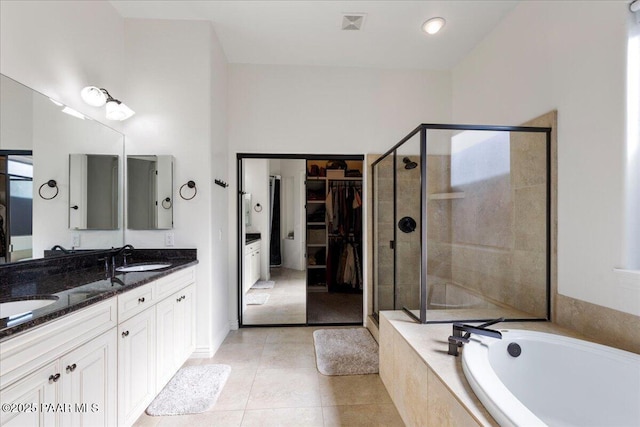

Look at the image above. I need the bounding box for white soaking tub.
[461,329,640,427]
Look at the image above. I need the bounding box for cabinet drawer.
[154,267,195,300]
[245,241,260,254]
[117,283,154,322]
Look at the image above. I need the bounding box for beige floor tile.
[259,343,317,369]
[322,404,404,427]
[240,407,324,427]
[224,328,273,345]
[318,374,392,406]
[265,327,316,344]
[210,368,257,412]
[211,343,264,370]
[133,412,161,427]
[156,410,245,427]
[246,368,321,409]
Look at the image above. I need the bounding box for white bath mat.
[313,328,379,376]
[246,293,270,305]
[251,280,275,289]
[146,364,231,416]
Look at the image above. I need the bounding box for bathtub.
[461,329,640,427]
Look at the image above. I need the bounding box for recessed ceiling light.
[422,17,446,35]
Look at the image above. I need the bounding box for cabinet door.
[244,252,252,294]
[155,295,177,390]
[251,249,261,284]
[118,308,156,427]
[0,361,58,427]
[60,329,117,427]
[175,284,195,364]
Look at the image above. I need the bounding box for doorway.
[237,154,364,327]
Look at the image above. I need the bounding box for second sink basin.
[116,263,171,272]
[0,296,59,319]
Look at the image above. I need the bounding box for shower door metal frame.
[371,123,553,324]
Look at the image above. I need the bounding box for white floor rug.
[146,364,231,416]
[246,293,270,305]
[251,280,275,289]
[313,328,379,376]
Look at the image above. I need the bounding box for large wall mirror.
[127,155,173,230]
[0,74,124,264]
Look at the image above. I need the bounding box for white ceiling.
[110,1,519,70]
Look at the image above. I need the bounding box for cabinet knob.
[65,363,77,373]
[138,297,145,303]
[49,373,61,383]
[122,331,129,338]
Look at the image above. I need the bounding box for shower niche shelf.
[428,192,465,200]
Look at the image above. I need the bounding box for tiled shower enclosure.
[372,124,552,323]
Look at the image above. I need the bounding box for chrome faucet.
[447,317,504,356]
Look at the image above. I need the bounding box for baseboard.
[229,319,239,330]
[190,346,214,359]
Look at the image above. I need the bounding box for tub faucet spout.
[448,318,504,356]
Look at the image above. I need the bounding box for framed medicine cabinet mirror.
[126,155,174,230]
[69,154,120,230]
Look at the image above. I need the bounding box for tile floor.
[243,268,307,325]
[134,326,404,427]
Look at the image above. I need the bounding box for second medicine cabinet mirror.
[127,155,174,230]
[69,154,120,230]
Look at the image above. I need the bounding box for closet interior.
[306,159,363,324]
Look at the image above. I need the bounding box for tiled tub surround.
[0,249,197,339]
[378,311,608,427]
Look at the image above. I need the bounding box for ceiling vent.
[342,14,366,31]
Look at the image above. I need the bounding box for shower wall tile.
[514,185,546,252]
[555,294,640,354]
[511,131,547,188]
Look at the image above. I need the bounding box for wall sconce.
[80,86,135,121]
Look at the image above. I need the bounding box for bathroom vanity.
[243,234,261,294]
[0,250,197,427]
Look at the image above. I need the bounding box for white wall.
[0,1,125,131]
[452,1,637,315]
[227,64,451,325]
[124,19,229,356]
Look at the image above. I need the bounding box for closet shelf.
[306,200,325,204]
[307,265,326,269]
[307,243,326,247]
[307,222,325,226]
[428,192,465,200]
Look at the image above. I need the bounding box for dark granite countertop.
[0,249,197,341]
[246,233,261,244]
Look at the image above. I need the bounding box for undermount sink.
[0,296,59,319]
[116,263,171,272]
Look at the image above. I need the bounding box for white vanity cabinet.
[0,330,117,427]
[0,300,118,427]
[244,240,261,293]
[0,265,197,427]
[117,266,196,427]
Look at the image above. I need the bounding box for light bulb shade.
[81,86,108,107]
[105,100,135,121]
[422,17,446,35]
